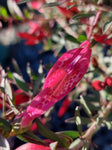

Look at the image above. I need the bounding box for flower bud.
[21,40,91,128]
[42,40,91,100]
[92,80,106,91]
[105,77,112,87]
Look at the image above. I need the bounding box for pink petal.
[15,143,50,150]
[21,88,56,127]
[43,40,91,100]
[21,40,91,128]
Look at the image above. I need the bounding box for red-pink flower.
[42,41,91,100]
[57,1,79,19]
[0,89,29,109]
[15,89,30,105]
[92,80,106,91]
[58,97,71,118]
[21,40,91,128]
[18,30,48,45]
[105,77,112,87]
[94,34,112,45]
[29,1,44,13]
[15,143,50,150]
[57,6,79,19]
[18,22,50,45]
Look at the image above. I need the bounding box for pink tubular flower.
[21,40,91,128]
[15,143,50,150]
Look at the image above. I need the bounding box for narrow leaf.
[86,101,99,111]
[83,89,100,102]
[13,73,30,94]
[36,118,70,148]
[65,117,91,125]
[65,34,80,44]
[103,20,112,33]
[43,2,59,7]
[58,131,79,139]
[0,7,9,19]
[33,74,44,97]
[80,95,92,117]
[18,131,46,145]
[72,13,95,20]
[50,141,58,150]
[0,118,12,138]
[69,138,82,149]
[75,107,82,136]
[17,0,34,4]
[1,78,12,100]
[77,35,87,42]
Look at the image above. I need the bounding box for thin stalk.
[70,99,112,150]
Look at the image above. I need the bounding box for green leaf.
[0,134,10,150]
[104,121,112,130]
[5,79,13,100]
[17,0,33,4]
[80,95,92,117]
[103,20,112,33]
[86,101,99,111]
[33,74,44,97]
[83,89,100,102]
[1,78,13,100]
[77,35,87,42]
[106,86,112,95]
[7,71,13,79]
[24,9,31,19]
[72,13,95,20]
[0,7,8,19]
[58,131,79,139]
[75,107,82,136]
[18,131,46,145]
[69,138,82,149]
[65,116,91,125]
[50,142,58,150]
[13,73,30,94]
[36,118,71,148]
[12,59,21,74]
[65,34,80,44]
[0,118,12,138]
[43,2,59,7]
[81,117,91,124]
[15,15,22,20]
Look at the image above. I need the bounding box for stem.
[87,10,102,40]
[83,0,112,13]
[70,100,112,150]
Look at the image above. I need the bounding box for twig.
[83,100,112,140]
[87,10,102,40]
[83,0,112,13]
[70,100,112,150]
